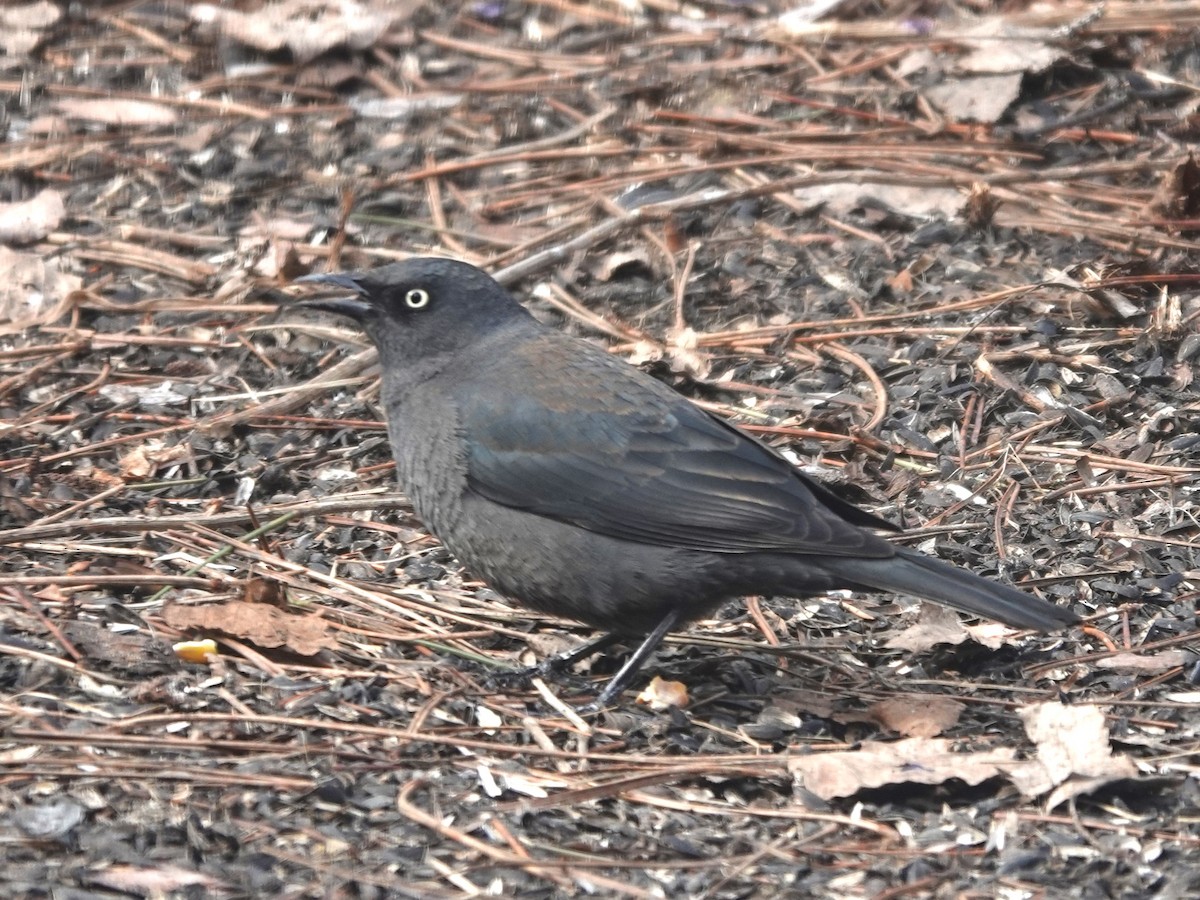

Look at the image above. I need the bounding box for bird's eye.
[404,288,431,309]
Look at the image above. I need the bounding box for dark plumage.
[297,258,1078,708]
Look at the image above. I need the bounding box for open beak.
[293,272,373,319]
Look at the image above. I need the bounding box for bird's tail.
[822,545,1080,631]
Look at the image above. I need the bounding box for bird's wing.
[459,345,897,557]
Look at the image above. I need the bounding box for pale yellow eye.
[405,288,430,309]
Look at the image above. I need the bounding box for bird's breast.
[383,387,471,541]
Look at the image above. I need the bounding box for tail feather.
[823,546,1079,631]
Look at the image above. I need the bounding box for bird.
[295,257,1079,709]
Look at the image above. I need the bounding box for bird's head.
[296,257,532,360]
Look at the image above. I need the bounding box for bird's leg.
[489,631,625,691]
[583,608,682,712]
[535,631,624,677]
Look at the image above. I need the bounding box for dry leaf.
[926,73,1024,124]
[666,325,709,379]
[663,216,685,254]
[885,602,969,652]
[790,737,1017,800]
[793,182,964,219]
[957,29,1060,76]
[1008,703,1139,805]
[888,268,914,294]
[1,1,60,29]
[1095,650,1186,673]
[868,695,965,738]
[242,577,288,608]
[0,246,82,335]
[961,621,1012,650]
[240,217,313,279]
[524,632,584,662]
[0,1,60,60]
[626,340,665,366]
[893,17,1061,125]
[163,600,337,656]
[0,189,64,244]
[191,0,414,64]
[791,702,1137,802]
[118,439,190,479]
[239,217,313,244]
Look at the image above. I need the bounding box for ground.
[1,1,1199,897]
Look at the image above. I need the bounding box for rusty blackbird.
[297,258,1078,709]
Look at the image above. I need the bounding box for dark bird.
[297,258,1079,709]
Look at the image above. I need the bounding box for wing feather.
[460,339,895,557]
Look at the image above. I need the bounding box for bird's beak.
[293,272,372,319]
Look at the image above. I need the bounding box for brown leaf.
[118,439,190,480]
[0,189,64,244]
[0,246,83,335]
[1,1,60,29]
[1008,703,1139,804]
[663,216,686,254]
[868,695,965,738]
[885,602,969,652]
[961,621,1012,650]
[927,73,1023,124]
[790,737,1016,801]
[163,600,337,656]
[665,325,710,379]
[887,267,914,294]
[1095,650,1186,673]
[0,1,60,59]
[524,632,584,662]
[793,182,963,219]
[190,0,414,64]
[242,577,288,608]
